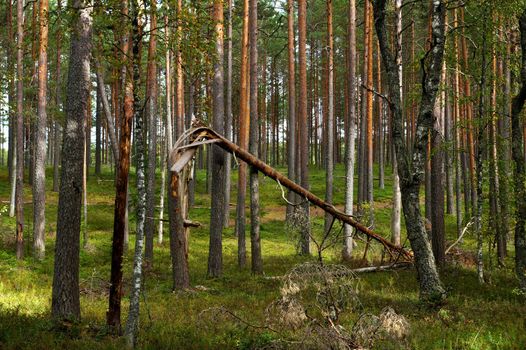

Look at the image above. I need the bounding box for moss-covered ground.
[0,163,524,349]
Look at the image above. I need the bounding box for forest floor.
[0,163,524,349]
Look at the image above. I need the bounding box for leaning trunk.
[373,0,446,301]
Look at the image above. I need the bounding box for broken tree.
[169,124,413,262]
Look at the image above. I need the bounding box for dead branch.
[184,220,201,228]
[445,218,473,255]
[264,262,412,280]
[169,123,413,262]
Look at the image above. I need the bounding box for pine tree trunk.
[86,97,91,181]
[107,4,133,330]
[95,87,102,176]
[8,0,16,217]
[9,143,16,218]
[236,0,250,268]
[208,0,226,278]
[169,0,191,291]
[158,140,167,244]
[358,65,366,208]
[27,2,37,187]
[187,82,196,208]
[260,52,267,164]
[95,60,119,163]
[324,0,334,234]
[7,0,14,183]
[461,8,477,219]
[224,0,233,228]
[286,0,296,223]
[249,0,262,274]
[511,9,526,291]
[15,0,25,260]
[51,0,92,320]
[32,0,49,259]
[489,48,503,267]
[453,8,465,237]
[499,40,511,257]
[430,60,446,268]
[365,0,374,210]
[444,84,454,215]
[53,0,62,192]
[83,119,89,248]
[377,41,385,190]
[475,18,489,284]
[298,0,310,255]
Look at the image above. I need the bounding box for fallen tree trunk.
[264,262,412,280]
[169,124,413,261]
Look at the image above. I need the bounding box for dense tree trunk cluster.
[2,0,526,345]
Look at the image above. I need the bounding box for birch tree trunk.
[390,0,402,247]
[144,0,158,265]
[9,140,16,218]
[160,14,172,246]
[125,1,147,342]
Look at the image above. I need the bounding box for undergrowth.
[0,164,524,349]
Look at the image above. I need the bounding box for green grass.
[0,162,524,349]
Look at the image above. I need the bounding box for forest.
[0,0,525,348]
